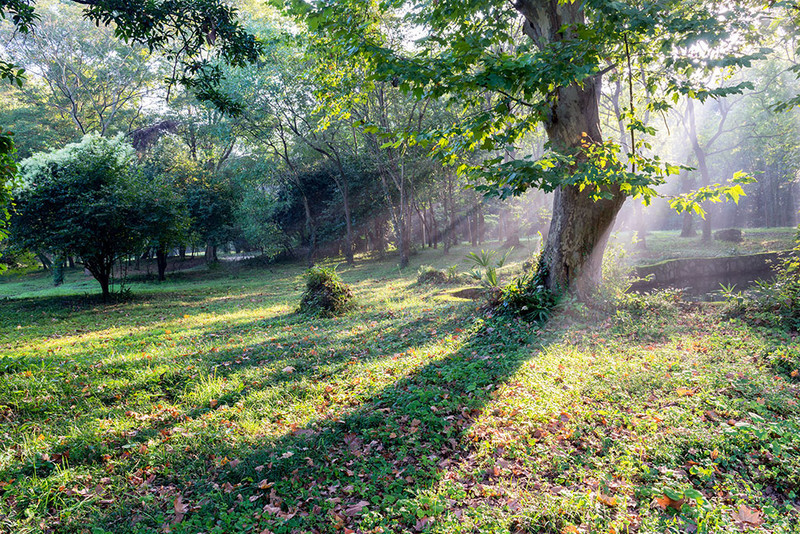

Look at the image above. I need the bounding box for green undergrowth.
[0,246,798,533]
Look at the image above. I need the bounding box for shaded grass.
[1,244,799,533]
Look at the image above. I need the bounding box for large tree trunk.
[517,1,626,298]
[205,243,218,264]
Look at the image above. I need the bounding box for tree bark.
[301,192,316,268]
[681,211,696,237]
[37,253,52,271]
[430,203,438,249]
[156,247,168,281]
[515,0,626,297]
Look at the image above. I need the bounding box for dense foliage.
[10,135,182,297]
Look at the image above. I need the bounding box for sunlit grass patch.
[1,249,799,533]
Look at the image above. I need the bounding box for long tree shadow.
[91,314,549,533]
[0,307,476,482]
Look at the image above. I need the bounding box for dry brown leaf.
[736,504,764,526]
[344,500,369,516]
[676,388,695,397]
[173,495,188,524]
[654,494,685,511]
[282,366,295,374]
[597,492,618,507]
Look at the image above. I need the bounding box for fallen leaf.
[655,494,685,511]
[791,370,799,378]
[344,500,369,516]
[173,495,188,524]
[736,504,764,526]
[676,388,695,397]
[597,492,618,507]
[282,366,295,374]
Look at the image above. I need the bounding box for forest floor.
[1,244,800,534]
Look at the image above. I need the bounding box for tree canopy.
[11,135,182,297]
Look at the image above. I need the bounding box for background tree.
[287,0,769,296]
[10,135,173,297]
[1,0,159,138]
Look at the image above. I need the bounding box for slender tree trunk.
[685,99,713,242]
[156,248,168,281]
[375,218,386,257]
[53,252,65,287]
[445,177,456,253]
[341,183,355,265]
[681,211,695,237]
[430,203,438,249]
[37,253,51,271]
[399,175,409,268]
[478,205,485,245]
[301,192,316,268]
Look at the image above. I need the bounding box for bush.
[416,265,448,285]
[497,258,557,323]
[714,228,743,243]
[723,246,800,331]
[298,266,354,316]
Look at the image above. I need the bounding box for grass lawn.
[613,227,797,266]
[1,244,799,533]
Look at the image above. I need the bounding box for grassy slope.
[1,244,799,534]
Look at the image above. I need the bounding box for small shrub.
[498,257,557,323]
[714,228,743,243]
[723,230,800,330]
[416,265,448,285]
[298,266,354,316]
[465,248,513,288]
